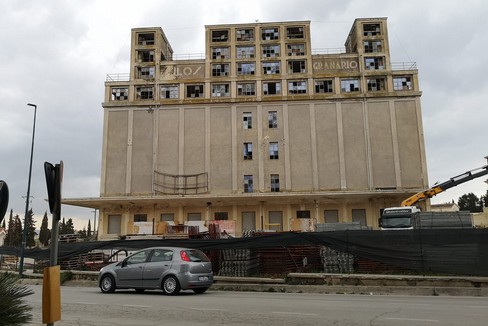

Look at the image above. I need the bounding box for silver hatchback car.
[98,247,213,295]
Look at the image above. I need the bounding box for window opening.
[262,61,280,74]
[211,30,229,42]
[212,63,230,76]
[137,50,154,62]
[262,44,280,58]
[340,79,360,92]
[263,81,281,95]
[269,142,279,159]
[243,112,252,129]
[244,175,253,193]
[363,23,381,36]
[270,174,280,192]
[136,86,154,99]
[236,46,255,59]
[237,62,255,75]
[324,210,339,223]
[236,28,254,41]
[314,80,333,93]
[160,213,174,222]
[268,111,278,128]
[288,60,306,73]
[134,214,147,222]
[365,57,385,70]
[186,84,204,98]
[111,87,128,101]
[237,83,256,96]
[243,142,253,160]
[211,84,230,97]
[211,47,230,59]
[261,27,279,40]
[367,77,386,91]
[287,43,305,56]
[286,26,304,39]
[214,212,229,220]
[364,41,382,53]
[138,33,154,45]
[393,76,412,90]
[137,66,155,79]
[288,80,307,94]
[160,85,179,99]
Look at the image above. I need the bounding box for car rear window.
[184,249,210,262]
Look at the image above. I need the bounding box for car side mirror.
[121,259,128,267]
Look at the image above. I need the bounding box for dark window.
[137,33,154,45]
[236,28,254,41]
[315,80,333,93]
[287,26,304,39]
[271,174,280,192]
[211,30,229,42]
[243,142,253,160]
[261,28,279,40]
[244,175,253,193]
[134,214,147,222]
[186,84,204,98]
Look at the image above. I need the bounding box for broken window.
[160,84,179,99]
[367,77,386,91]
[243,143,253,160]
[365,57,385,70]
[393,76,413,90]
[236,46,255,59]
[137,66,155,79]
[261,27,279,40]
[314,79,333,94]
[286,26,304,39]
[237,62,255,75]
[244,175,253,193]
[243,112,252,129]
[364,41,383,53]
[288,60,306,73]
[262,61,280,74]
[236,28,255,41]
[237,82,256,96]
[288,80,307,94]
[262,44,280,58]
[214,212,229,220]
[340,79,360,92]
[137,33,154,45]
[111,87,129,101]
[269,142,279,159]
[186,84,204,98]
[212,63,230,76]
[211,30,229,42]
[287,43,305,56]
[211,84,230,97]
[211,47,230,59]
[268,111,278,128]
[136,86,153,100]
[271,174,280,192]
[137,50,154,62]
[363,23,381,36]
[263,81,281,95]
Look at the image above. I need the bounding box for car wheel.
[162,275,181,295]
[192,287,208,294]
[100,274,116,293]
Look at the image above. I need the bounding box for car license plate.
[199,276,209,281]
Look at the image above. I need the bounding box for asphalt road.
[25,285,488,326]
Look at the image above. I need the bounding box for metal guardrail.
[391,62,417,70]
[153,171,208,195]
[172,53,206,60]
[312,47,347,55]
[105,73,130,82]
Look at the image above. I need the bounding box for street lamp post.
[19,103,37,277]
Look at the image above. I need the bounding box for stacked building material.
[320,246,355,273]
[219,248,259,277]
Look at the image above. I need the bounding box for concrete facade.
[64,18,428,238]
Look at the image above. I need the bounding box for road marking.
[271,312,319,316]
[385,317,439,322]
[123,304,153,308]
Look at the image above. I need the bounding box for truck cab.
[379,206,420,230]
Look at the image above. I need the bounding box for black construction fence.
[1,229,488,277]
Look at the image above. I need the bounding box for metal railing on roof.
[312,47,347,55]
[391,62,417,70]
[172,53,206,60]
[106,73,130,82]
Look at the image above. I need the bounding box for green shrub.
[0,272,33,325]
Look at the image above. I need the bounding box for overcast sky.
[1,0,487,230]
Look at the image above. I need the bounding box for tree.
[65,218,75,234]
[87,219,92,238]
[59,217,66,235]
[458,193,483,213]
[0,272,33,325]
[39,212,51,247]
[26,209,36,248]
[5,210,14,246]
[77,227,87,239]
[11,215,23,247]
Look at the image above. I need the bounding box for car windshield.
[184,249,210,262]
[381,216,412,228]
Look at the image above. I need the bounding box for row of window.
[243,141,279,161]
[111,76,413,101]
[243,111,278,129]
[243,174,280,193]
[211,26,305,43]
[212,43,305,60]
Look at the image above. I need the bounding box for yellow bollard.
[42,265,61,324]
